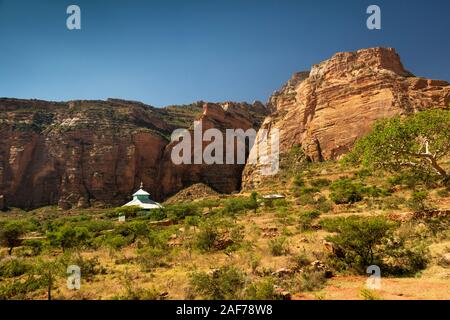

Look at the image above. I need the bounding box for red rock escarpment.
[242,47,450,189]
[0,99,266,209]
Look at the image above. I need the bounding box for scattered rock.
[323,240,345,258]
[441,253,450,266]
[77,197,89,209]
[261,227,279,238]
[214,236,234,250]
[274,286,292,300]
[309,260,334,278]
[272,268,294,277]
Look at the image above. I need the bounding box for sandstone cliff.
[0,99,266,209]
[2,47,449,208]
[242,47,450,189]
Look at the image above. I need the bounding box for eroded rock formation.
[1,47,449,208]
[0,99,266,209]
[242,47,450,189]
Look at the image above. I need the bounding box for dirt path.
[293,275,450,300]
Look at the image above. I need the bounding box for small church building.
[122,182,163,210]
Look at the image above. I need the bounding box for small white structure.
[122,182,163,210]
[262,194,286,200]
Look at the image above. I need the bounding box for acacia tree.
[34,259,64,300]
[0,221,28,255]
[346,109,450,185]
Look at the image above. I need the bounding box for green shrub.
[118,272,164,300]
[127,221,150,242]
[147,228,171,249]
[145,209,167,221]
[222,195,258,216]
[321,216,396,272]
[363,185,391,198]
[388,171,438,189]
[164,203,201,221]
[418,216,450,239]
[248,254,262,274]
[290,253,312,269]
[0,258,30,277]
[354,168,373,179]
[378,196,405,210]
[0,276,45,299]
[298,210,321,232]
[190,266,246,299]
[0,220,30,255]
[197,199,221,213]
[137,247,169,271]
[245,278,283,300]
[360,288,382,300]
[47,225,93,252]
[22,239,45,256]
[268,237,289,256]
[295,186,320,195]
[65,253,106,279]
[329,178,365,204]
[114,206,142,218]
[407,191,432,211]
[195,222,219,252]
[296,193,317,205]
[293,175,305,187]
[272,198,289,208]
[184,215,201,231]
[314,196,333,213]
[78,220,114,234]
[296,270,327,292]
[381,228,429,276]
[310,178,331,188]
[436,188,449,198]
[102,234,128,249]
[119,285,163,300]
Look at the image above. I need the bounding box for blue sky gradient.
[0,0,449,107]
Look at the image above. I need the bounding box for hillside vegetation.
[0,110,449,300]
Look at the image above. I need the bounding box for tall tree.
[346,109,450,184]
[0,221,28,255]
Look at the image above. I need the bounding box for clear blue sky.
[0,0,449,107]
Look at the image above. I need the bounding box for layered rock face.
[2,47,449,208]
[242,47,450,188]
[160,101,267,196]
[0,99,266,209]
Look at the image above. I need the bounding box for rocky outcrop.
[0,99,266,209]
[160,101,267,196]
[242,47,450,189]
